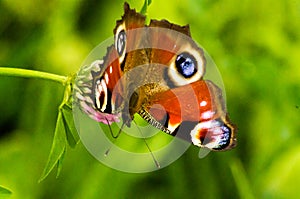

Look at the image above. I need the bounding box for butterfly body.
[75,3,236,151]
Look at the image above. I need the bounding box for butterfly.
[75,2,236,152]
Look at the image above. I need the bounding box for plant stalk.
[0,67,67,84]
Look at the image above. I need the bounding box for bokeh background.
[0,0,299,198]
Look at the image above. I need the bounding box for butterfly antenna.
[104,118,126,156]
[133,120,161,168]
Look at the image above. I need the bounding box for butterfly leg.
[133,120,160,168]
[104,119,128,156]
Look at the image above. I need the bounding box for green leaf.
[61,103,79,148]
[140,0,152,15]
[39,112,67,182]
[39,76,78,182]
[56,147,66,178]
[0,186,12,195]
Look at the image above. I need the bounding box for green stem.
[0,67,67,84]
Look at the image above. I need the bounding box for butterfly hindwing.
[140,80,237,150]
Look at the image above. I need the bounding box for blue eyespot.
[175,52,197,78]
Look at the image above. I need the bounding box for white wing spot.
[100,79,108,112]
[104,73,109,84]
[201,111,215,120]
[167,122,179,133]
[200,101,207,107]
[95,83,101,109]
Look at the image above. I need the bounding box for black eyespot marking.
[175,52,197,78]
[93,78,112,113]
[213,122,231,150]
[116,30,126,56]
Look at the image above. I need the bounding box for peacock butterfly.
[75,2,236,154]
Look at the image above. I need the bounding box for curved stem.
[0,67,68,84]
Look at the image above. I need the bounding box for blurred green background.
[0,0,299,198]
